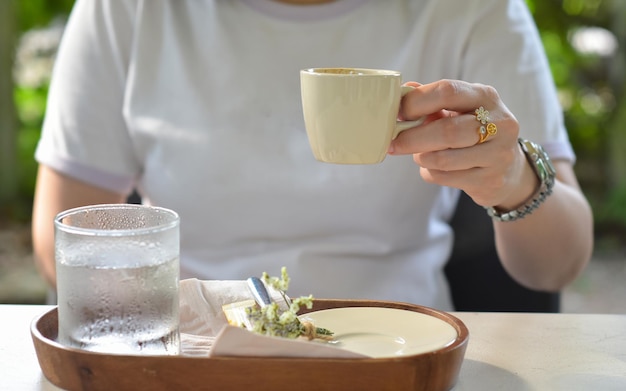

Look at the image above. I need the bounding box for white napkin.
[178,278,366,359]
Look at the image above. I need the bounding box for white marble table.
[2,305,626,390]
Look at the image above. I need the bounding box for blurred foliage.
[15,0,75,31]
[15,85,48,199]
[4,0,626,240]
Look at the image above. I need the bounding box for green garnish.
[245,267,333,340]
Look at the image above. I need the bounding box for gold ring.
[475,106,497,144]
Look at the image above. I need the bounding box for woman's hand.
[391,80,593,292]
[389,80,538,212]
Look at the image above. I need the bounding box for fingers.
[415,141,523,207]
[400,79,500,120]
[390,78,526,207]
[391,79,519,154]
[392,112,485,153]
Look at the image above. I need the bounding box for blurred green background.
[1,1,625,303]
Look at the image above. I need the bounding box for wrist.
[486,138,556,222]
[495,144,540,211]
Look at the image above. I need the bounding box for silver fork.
[247,276,292,310]
[247,277,273,307]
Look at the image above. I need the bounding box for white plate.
[300,307,458,358]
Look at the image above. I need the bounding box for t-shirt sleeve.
[35,0,140,194]
[461,0,575,163]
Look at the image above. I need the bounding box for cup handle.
[392,85,425,139]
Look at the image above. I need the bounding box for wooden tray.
[31,299,468,391]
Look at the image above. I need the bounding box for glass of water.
[54,204,180,355]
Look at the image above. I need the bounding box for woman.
[32,0,593,310]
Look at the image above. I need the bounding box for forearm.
[494,179,593,291]
[32,165,126,288]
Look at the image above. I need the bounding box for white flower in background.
[13,18,65,88]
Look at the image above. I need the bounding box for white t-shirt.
[36,0,574,310]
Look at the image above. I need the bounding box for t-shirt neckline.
[239,0,368,22]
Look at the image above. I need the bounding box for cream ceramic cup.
[300,67,424,164]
